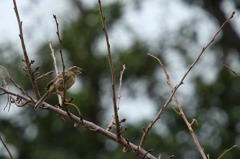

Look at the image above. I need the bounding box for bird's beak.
[77,68,83,74]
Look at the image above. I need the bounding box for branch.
[52,15,71,116]
[217,145,238,159]
[223,65,240,78]
[1,77,11,111]
[36,71,54,81]
[49,41,59,75]
[0,65,34,102]
[117,64,126,109]
[107,64,126,131]
[0,86,157,159]
[147,53,207,159]
[98,0,120,139]
[0,136,14,159]
[48,41,63,107]
[53,15,65,73]
[12,0,40,99]
[139,11,235,150]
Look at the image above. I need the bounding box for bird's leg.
[58,92,72,118]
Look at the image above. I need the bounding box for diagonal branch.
[139,11,235,149]
[224,65,240,78]
[0,86,157,159]
[53,15,65,73]
[0,65,34,102]
[12,0,40,99]
[0,136,14,159]
[48,41,63,107]
[98,0,120,139]
[147,53,207,159]
[52,15,72,116]
[107,64,126,131]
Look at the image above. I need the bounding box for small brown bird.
[34,66,82,108]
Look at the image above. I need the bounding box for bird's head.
[68,66,82,74]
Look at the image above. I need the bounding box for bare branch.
[48,41,62,106]
[0,136,14,159]
[12,0,40,99]
[0,86,157,159]
[147,54,206,158]
[53,15,65,73]
[98,0,120,139]
[224,65,240,78]
[117,64,126,109]
[0,65,34,102]
[52,15,72,116]
[107,64,126,131]
[36,71,54,81]
[139,11,235,151]
[1,74,12,111]
[49,41,59,75]
[217,145,238,159]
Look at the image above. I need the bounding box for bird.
[34,66,82,108]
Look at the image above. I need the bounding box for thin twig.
[0,86,157,159]
[49,41,59,75]
[217,145,238,159]
[0,136,14,159]
[9,78,34,102]
[53,15,64,70]
[1,73,11,111]
[12,0,40,99]
[117,64,126,109]
[36,71,54,81]
[139,11,235,150]
[52,15,71,116]
[107,64,126,131]
[147,53,206,159]
[223,65,240,78]
[0,65,34,102]
[98,0,120,140]
[53,15,67,107]
[49,41,62,105]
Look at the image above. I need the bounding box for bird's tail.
[34,92,49,109]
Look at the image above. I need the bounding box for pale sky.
[0,0,216,52]
[0,0,238,122]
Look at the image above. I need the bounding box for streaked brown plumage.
[34,66,82,108]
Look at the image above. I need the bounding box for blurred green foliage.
[0,0,240,159]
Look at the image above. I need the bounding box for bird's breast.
[55,74,75,92]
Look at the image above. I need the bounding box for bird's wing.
[34,91,49,108]
[45,71,73,90]
[46,77,57,90]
